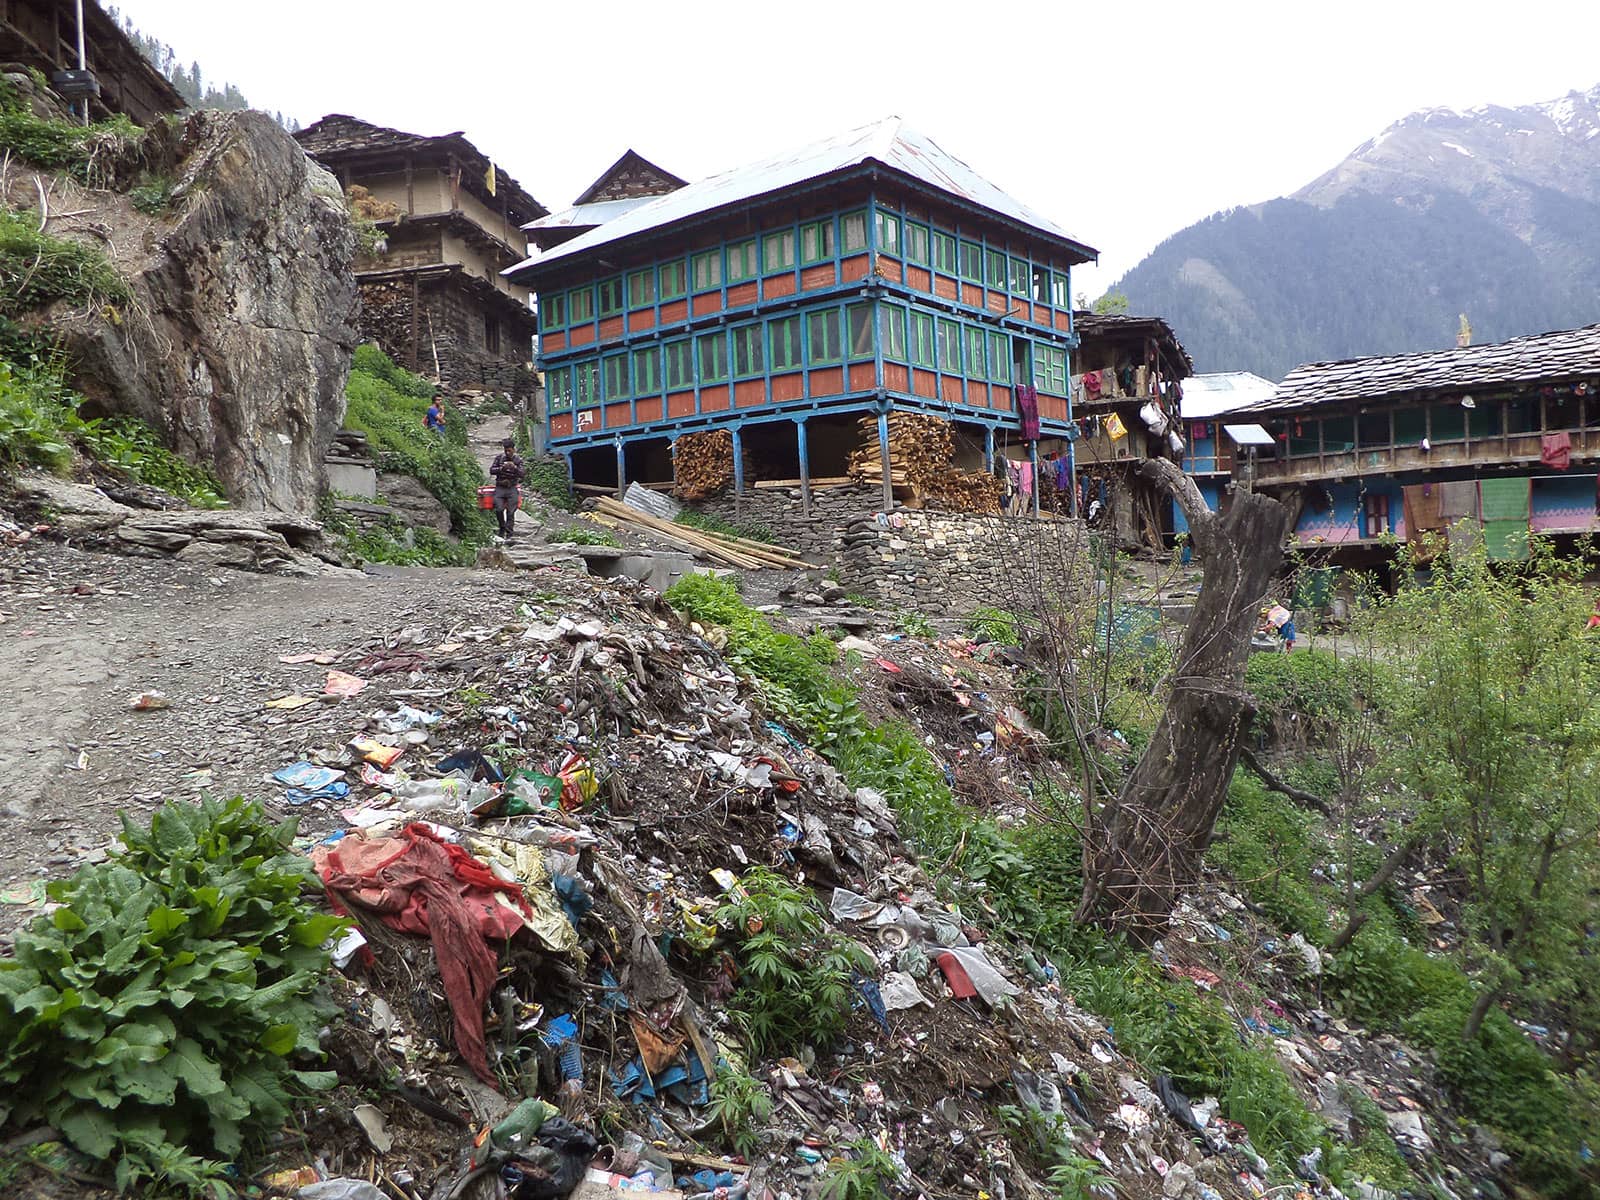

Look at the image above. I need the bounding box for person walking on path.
[488,437,525,539]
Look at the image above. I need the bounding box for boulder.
[51,110,358,514]
[7,471,136,534]
[375,472,453,534]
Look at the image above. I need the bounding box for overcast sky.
[116,0,1600,298]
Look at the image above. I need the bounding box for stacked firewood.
[672,430,736,500]
[847,413,1000,513]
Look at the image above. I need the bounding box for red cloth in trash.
[1541,431,1571,470]
[936,951,978,1000]
[317,824,530,1084]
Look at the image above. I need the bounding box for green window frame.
[603,352,629,400]
[800,219,835,264]
[692,249,722,292]
[807,308,843,364]
[1033,345,1067,393]
[762,229,796,274]
[1031,265,1050,304]
[910,311,936,368]
[542,292,567,330]
[936,319,961,373]
[932,231,957,274]
[841,210,869,253]
[959,240,984,282]
[1051,271,1071,309]
[1008,258,1030,295]
[598,276,623,317]
[627,268,655,309]
[986,249,1006,290]
[847,304,873,360]
[663,340,693,390]
[965,326,987,378]
[659,260,687,301]
[547,366,572,412]
[905,223,930,266]
[988,332,1011,384]
[698,331,729,383]
[882,306,907,362]
[569,286,595,323]
[875,210,901,257]
[728,239,759,282]
[575,361,599,408]
[732,324,764,377]
[633,346,660,394]
[770,316,803,372]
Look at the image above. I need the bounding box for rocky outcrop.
[49,110,359,514]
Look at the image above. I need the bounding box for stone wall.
[695,483,882,559]
[354,277,538,398]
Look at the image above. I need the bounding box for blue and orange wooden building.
[505,119,1097,503]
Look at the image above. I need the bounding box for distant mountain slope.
[1115,84,1600,379]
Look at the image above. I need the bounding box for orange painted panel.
[933,276,957,301]
[876,256,902,284]
[700,386,731,413]
[1040,393,1068,421]
[840,255,870,282]
[550,413,573,438]
[599,316,624,341]
[635,397,663,423]
[667,392,696,418]
[569,325,595,347]
[627,310,654,333]
[993,388,1014,411]
[809,366,843,396]
[763,274,797,299]
[986,293,1005,314]
[726,281,759,307]
[603,402,630,429]
[883,364,909,392]
[940,376,962,405]
[912,369,938,398]
[850,363,877,392]
[800,264,837,291]
[960,283,983,307]
[771,373,803,403]
[541,331,566,352]
[1054,311,1071,332]
[658,300,688,324]
[905,266,931,293]
[734,379,767,408]
[692,294,722,317]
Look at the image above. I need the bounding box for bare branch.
[1238,745,1333,816]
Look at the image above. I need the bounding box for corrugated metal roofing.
[1244,324,1600,414]
[506,117,1095,276]
[526,198,656,232]
[1181,372,1279,419]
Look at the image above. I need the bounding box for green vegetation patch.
[675,508,776,544]
[0,82,139,184]
[0,207,128,318]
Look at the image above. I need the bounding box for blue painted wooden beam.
[795,418,811,517]
[877,408,892,510]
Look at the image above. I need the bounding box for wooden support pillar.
[795,418,812,517]
[670,437,679,492]
[409,273,421,371]
[1067,438,1079,517]
[1030,441,1041,518]
[731,427,745,520]
[877,409,893,510]
[404,155,415,216]
[984,424,995,474]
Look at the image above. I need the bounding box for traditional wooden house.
[526,150,687,253]
[1,0,183,123]
[506,118,1096,504]
[1235,324,1600,563]
[295,115,547,397]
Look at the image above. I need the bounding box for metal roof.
[1181,371,1278,419]
[526,197,656,232]
[506,117,1096,277]
[1244,324,1600,415]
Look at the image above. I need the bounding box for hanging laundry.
[1083,370,1103,400]
[1117,365,1136,396]
[1401,484,1446,562]
[1541,431,1572,470]
[1015,384,1040,440]
[1104,412,1128,440]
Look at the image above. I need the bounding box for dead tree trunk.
[1075,459,1291,938]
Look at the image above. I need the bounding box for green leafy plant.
[675,509,776,544]
[0,796,343,1196]
[128,173,176,216]
[714,868,871,1056]
[521,455,576,511]
[966,605,1020,644]
[0,90,139,185]
[708,1066,772,1158]
[898,611,935,639]
[0,206,129,318]
[818,1138,902,1200]
[76,414,227,507]
[553,524,620,547]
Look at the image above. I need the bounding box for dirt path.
[0,540,538,932]
[467,412,515,476]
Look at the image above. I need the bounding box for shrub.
[522,455,575,511]
[1208,774,1330,943]
[0,355,74,470]
[77,414,227,507]
[0,797,343,1195]
[553,525,620,547]
[708,1066,772,1158]
[966,604,1021,644]
[0,206,128,317]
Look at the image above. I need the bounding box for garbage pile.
[233,572,1453,1200]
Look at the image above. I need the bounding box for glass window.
[911,312,936,368]
[841,210,868,253]
[598,276,623,316]
[547,366,572,412]
[698,331,729,382]
[937,319,961,373]
[960,241,984,282]
[847,304,873,360]
[800,219,835,264]
[986,249,1006,290]
[633,346,660,394]
[692,250,722,292]
[932,231,958,274]
[1051,271,1071,309]
[770,316,803,371]
[965,326,987,378]
[807,309,843,364]
[905,223,930,266]
[603,353,629,399]
[1032,266,1050,304]
[575,362,599,407]
[659,260,687,300]
[1009,258,1030,295]
[569,286,595,322]
[883,306,907,361]
[988,332,1011,384]
[728,239,759,282]
[663,340,693,390]
[627,268,654,309]
[763,229,796,274]
[875,210,901,256]
[733,325,765,377]
[1033,346,1067,393]
[542,292,567,330]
